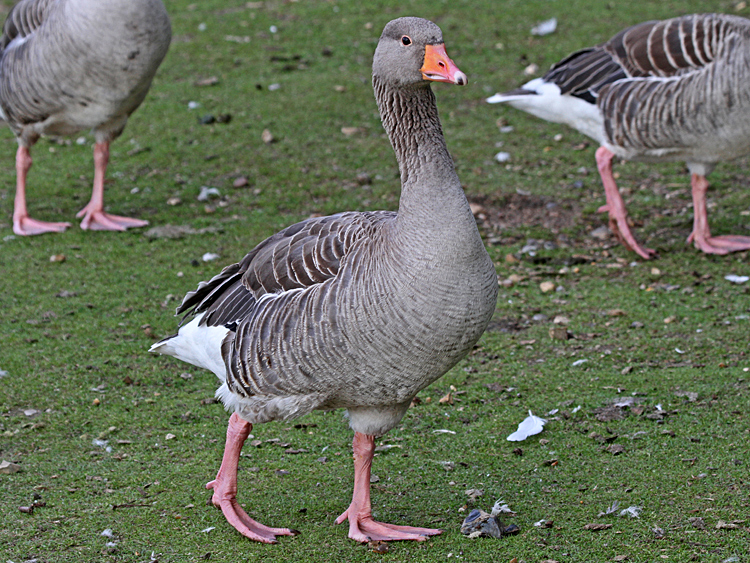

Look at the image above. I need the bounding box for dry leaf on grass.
[465,488,483,500]
[583,523,613,531]
[674,390,698,402]
[590,226,610,240]
[469,202,486,216]
[368,540,389,553]
[0,460,21,474]
[341,126,364,137]
[549,326,569,340]
[715,520,743,530]
[540,281,556,293]
[195,76,219,86]
[439,392,453,404]
[688,517,706,529]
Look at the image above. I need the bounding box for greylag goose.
[487,13,750,258]
[1,0,171,235]
[150,17,498,543]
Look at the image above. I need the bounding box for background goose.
[487,13,750,259]
[1,0,171,235]
[151,17,498,544]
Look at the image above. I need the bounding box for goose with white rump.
[487,14,750,259]
[150,17,498,543]
[1,0,171,235]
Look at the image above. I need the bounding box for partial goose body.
[1,0,171,235]
[151,17,498,544]
[488,14,750,258]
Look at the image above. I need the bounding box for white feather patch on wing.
[507,410,547,442]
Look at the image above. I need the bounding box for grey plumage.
[2,0,171,235]
[153,17,496,543]
[0,0,171,145]
[490,13,750,166]
[153,17,498,437]
[593,14,750,166]
[487,13,750,257]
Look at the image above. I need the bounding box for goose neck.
[373,76,465,228]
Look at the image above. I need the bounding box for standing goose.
[1,0,171,235]
[487,14,750,258]
[151,17,498,543]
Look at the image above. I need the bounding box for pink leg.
[595,146,657,259]
[335,432,442,543]
[12,146,71,235]
[687,173,750,254]
[206,412,298,543]
[76,141,149,231]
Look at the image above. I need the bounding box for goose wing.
[0,0,55,52]
[543,15,728,104]
[602,15,724,78]
[176,210,393,329]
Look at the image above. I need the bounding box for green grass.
[1,0,749,561]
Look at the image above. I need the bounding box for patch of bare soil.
[473,192,581,232]
[485,316,529,333]
[469,192,585,248]
[469,170,732,253]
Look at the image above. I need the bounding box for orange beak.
[421,44,468,86]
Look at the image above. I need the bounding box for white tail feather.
[149,313,229,380]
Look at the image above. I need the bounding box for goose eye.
[401,35,412,46]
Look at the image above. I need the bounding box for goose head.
[373,17,467,88]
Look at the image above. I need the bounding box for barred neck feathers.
[372,75,468,240]
[373,76,455,186]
